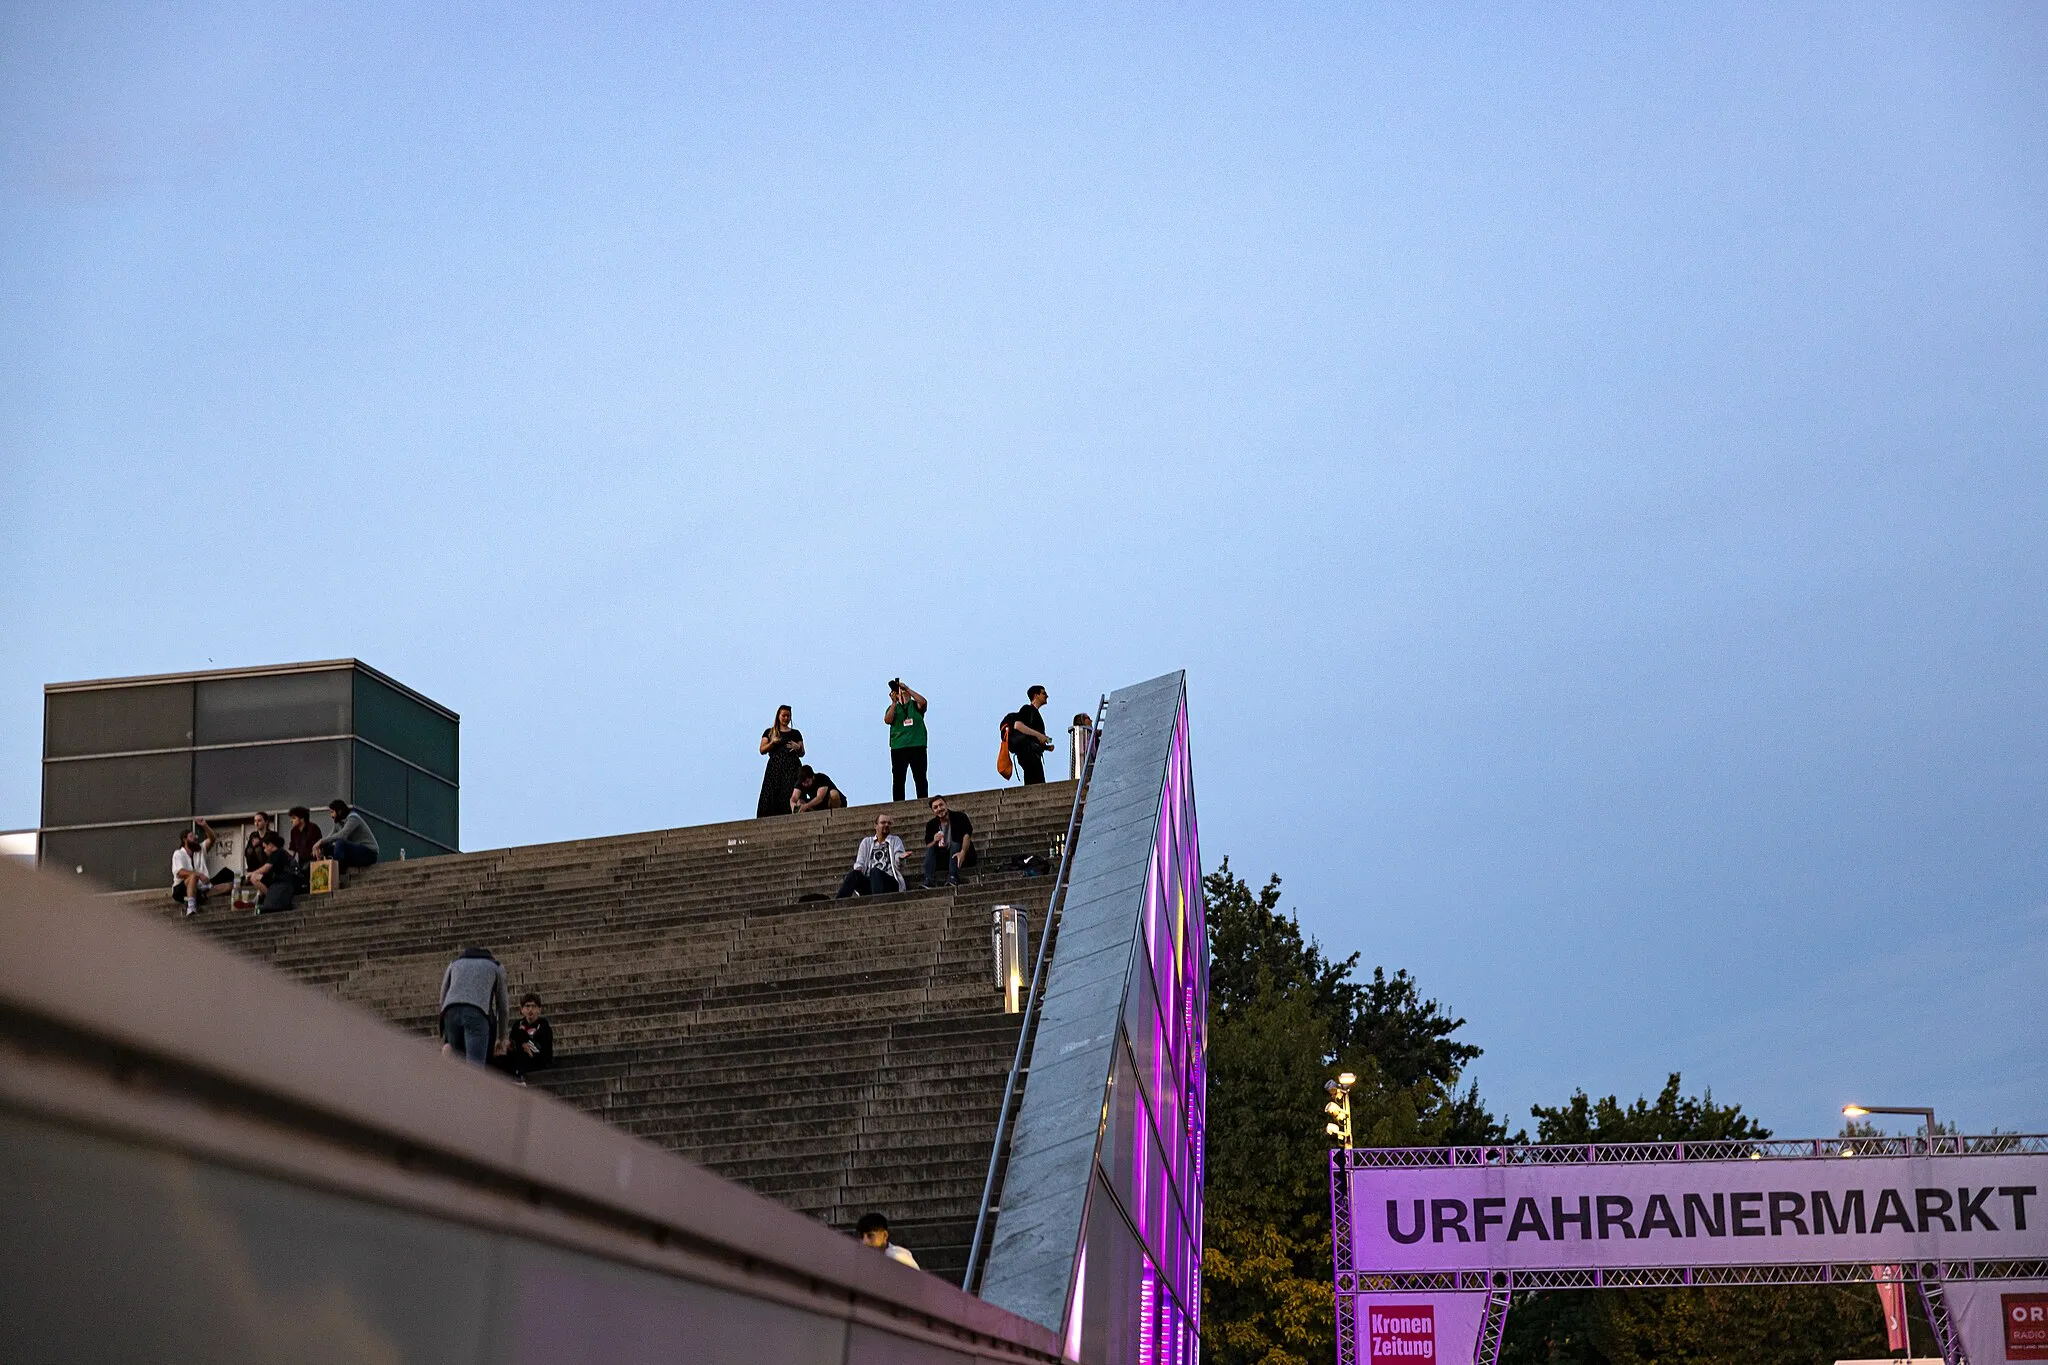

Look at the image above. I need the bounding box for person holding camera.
[884,679,929,802]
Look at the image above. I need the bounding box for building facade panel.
[38,660,458,889]
[42,680,193,758]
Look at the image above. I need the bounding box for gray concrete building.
[39,659,457,891]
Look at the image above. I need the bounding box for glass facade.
[1065,697,1206,1365]
[979,672,1206,1365]
[38,661,458,890]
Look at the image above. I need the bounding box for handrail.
[963,693,1107,1293]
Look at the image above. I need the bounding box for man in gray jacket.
[439,946,507,1066]
[317,799,380,871]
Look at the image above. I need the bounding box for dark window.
[194,740,349,817]
[354,672,457,782]
[353,742,408,827]
[42,821,193,892]
[42,752,193,827]
[195,671,350,746]
[44,683,193,758]
[406,769,459,847]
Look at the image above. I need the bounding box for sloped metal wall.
[981,671,1207,1365]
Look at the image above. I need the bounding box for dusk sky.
[4,3,2043,1140]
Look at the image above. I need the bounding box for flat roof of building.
[44,658,458,721]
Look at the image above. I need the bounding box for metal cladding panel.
[979,672,1186,1336]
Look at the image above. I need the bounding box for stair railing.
[962,692,1107,1294]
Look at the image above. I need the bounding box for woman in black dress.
[757,706,805,817]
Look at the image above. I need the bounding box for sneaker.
[184,898,199,915]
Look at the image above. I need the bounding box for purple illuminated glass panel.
[1070,698,1207,1362]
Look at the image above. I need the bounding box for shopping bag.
[308,859,339,895]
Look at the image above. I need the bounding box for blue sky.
[4,2,2044,1140]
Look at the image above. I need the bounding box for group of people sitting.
[437,945,555,1083]
[171,800,382,915]
[835,795,976,897]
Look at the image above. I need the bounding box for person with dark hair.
[439,946,507,1067]
[241,811,277,874]
[1005,686,1054,785]
[317,799,379,870]
[245,830,297,914]
[854,1212,919,1268]
[836,815,907,898]
[884,679,929,802]
[922,796,975,889]
[171,821,233,914]
[757,705,805,818]
[492,992,554,1085]
[286,806,321,890]
[791,766,845,813]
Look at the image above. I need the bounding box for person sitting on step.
[790,766,846,813]
[491,992,553,1085]
[245,830,297,914]
[836,815,906,897]
[922,795,976,889]
[171,821,234,914]
[316,799,380,872]
[855,1212,920,1269]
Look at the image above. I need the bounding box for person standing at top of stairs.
[885,679,930,802]
[757,705,805,817]
[1004,687,1055,785]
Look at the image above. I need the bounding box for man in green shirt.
[885,679,929,801]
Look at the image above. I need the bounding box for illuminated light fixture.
[991,906,1029,1015]
[1841,1104,1939,1139]
[1324,1074,1356,1149]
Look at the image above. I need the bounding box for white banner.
[1348,1153,2047,1271]
[1351,1292,1491,1365]
[1946,1279,2048,1364]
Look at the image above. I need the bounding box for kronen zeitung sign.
[1349,1154,2045,1271]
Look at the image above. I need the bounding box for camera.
[888,678,902,691]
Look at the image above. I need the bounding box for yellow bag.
[308,859,339,895]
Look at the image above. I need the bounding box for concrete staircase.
[138,780,1080,1284]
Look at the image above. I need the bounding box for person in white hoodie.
[835,815,907,898]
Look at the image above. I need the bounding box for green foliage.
[1529,1072,1767,1144]
[1202,860,1500,1364]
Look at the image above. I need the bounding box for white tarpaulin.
[1944,1279,2048,1363]
[1348,1153,2047,1271]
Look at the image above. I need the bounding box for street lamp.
[1325,1072,1357,1149]
[1842,1104,1938,1139]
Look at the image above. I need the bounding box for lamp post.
[1325,1072,1357,1149]
[1841,1104,1938,1139]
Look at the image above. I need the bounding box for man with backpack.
[1003,686,1055,785]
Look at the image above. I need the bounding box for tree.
[1202,860,1503,1364]
[1500,1075,1890,1365]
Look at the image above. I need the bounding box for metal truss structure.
[1333,1134,2048,1170]
[1330,1136,2048,1365]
